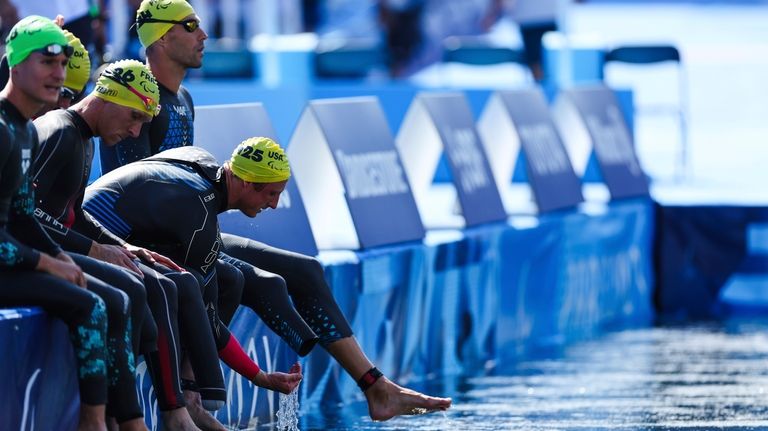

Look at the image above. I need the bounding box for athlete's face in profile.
[12,52,68,107]
[163,14,207,69]
[98,103,152,145]
[239,180,287,218]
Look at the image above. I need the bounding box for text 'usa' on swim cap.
[136,0,196,48]
[230,137,291,184]
[5,15,69,68]
[93,59,161,117]
[63,31,91,93]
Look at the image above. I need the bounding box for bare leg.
[324,337,452,421]
[183,390,227,431]
[118,418,149,431]
[181,356,227,431]
[78,404,107,431]
[106,416,118,431]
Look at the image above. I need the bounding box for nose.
[268,196,279,209]
[54,62,67,81]
[128,122,143,138]
[199,27,208,41]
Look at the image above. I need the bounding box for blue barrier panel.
[194,103,318,256]
[478,88,584,213]
[655,205,768,318]
[422,225,506,375]
[0,199,654,428]
[0,308,78,431]
[401,92,507,226]
[496,199,654,361]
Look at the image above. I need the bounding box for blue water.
[283,319,768,430]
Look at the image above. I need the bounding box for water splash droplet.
[276,387,300,431]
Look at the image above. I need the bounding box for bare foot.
[161,407,202,431]
[183,390,227,431]
[364,377,452,421]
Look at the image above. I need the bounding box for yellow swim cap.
[230,137,291,184]
[93,59,161,117]
[5,15,69,68]
[62,31,91,93]
[136,0,196,48]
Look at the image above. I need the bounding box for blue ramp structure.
[288,97,425,250]
[554,85,649,200]
[396,92,508,228]
[478,88,584,214]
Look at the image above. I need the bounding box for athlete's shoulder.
[178,85,195,113]
[147,146,219,180]
[148,146,215,165]
[0,115,11,156]
[178,85,193,102]
[33,109,78,143]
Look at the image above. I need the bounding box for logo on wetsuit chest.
[171,105,190,117]
[203,193,215,203]
[21,149,30,174]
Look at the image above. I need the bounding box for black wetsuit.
[85,148,262,381]
[87,147,352,355]
[31,108,226,411]
[0,97,108,406]
[104,81,353,355]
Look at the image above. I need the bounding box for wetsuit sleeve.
[32,202,125,256]
[30,126,97,254]
[33,208,94,255]
[30,125,69,206]
[72,199,126,247]
[0,127,44,268]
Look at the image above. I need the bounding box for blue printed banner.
[479,89,583,213]
[563,86,649,199]
[288,97,425,249]
[195,104,318,256]
[0,308,78,431]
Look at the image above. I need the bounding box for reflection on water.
[280,319,768,430]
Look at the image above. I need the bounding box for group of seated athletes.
[0,4,451,431]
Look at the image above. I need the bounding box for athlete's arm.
[0,130,42,268]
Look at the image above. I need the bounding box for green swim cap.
[5,15,69,68]
[136,0,196,48]
[93,59,161,117]
[230,137,291,184]
[63,31,91,93]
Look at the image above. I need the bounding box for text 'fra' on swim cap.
[93,59,161,117]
